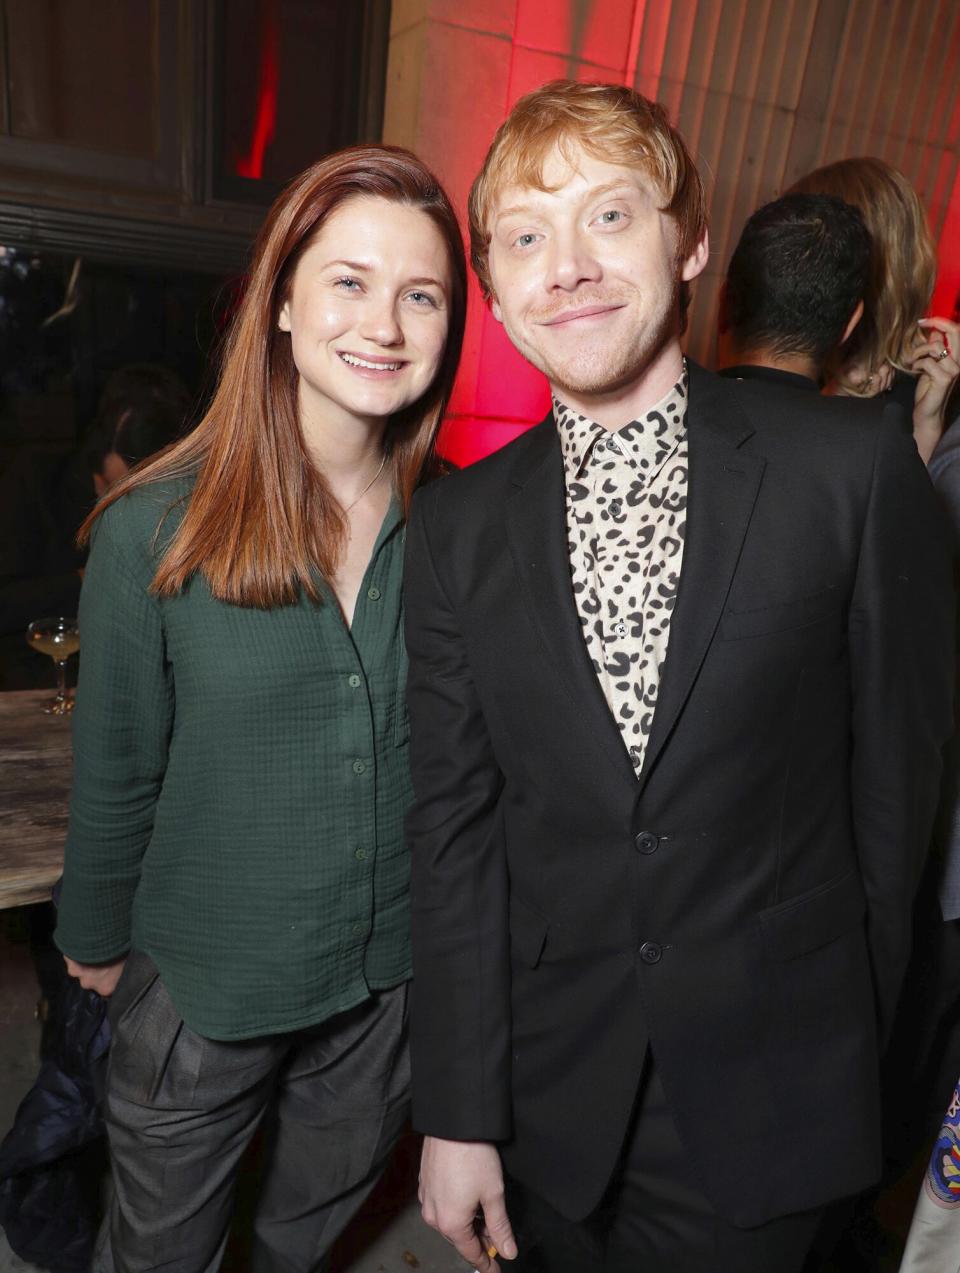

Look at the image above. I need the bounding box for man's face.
[486,142,707,402]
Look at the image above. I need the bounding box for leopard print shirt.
[554,367,688,775]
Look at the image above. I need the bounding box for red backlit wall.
[383,0,960,467]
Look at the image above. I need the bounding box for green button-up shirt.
[55,479,412,1040]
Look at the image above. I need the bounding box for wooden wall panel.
[6,0,158,157]
[629,0,960,364]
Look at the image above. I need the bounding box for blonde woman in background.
[789,157,959,462]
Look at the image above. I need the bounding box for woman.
[789,157,959,461]
[54,145,466,1271]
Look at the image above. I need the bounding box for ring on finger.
[938,346,951,360]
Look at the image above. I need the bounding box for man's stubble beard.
[517,280,681,401]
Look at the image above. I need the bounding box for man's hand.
[419,1136,518,1271]
[63,955,126,998]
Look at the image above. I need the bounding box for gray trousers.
[95,952,410,1273]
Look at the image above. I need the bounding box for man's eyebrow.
[493,180,639,226]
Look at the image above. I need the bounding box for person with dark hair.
[717,193,870,390]
[54,144,466,1272]
[0,363,191,688]
[788,158,959,462]
[84,361,194,490]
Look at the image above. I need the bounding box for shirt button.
[352,922,365,936]
[352,759,366,775]
[635,831,659,855]
[354,847,367,861]
[614,620,627,637]
[640,941,662,964]
[367,586,381,601]
[348,674,361,688]
[609,500,622,517]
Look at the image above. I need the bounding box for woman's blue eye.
[408,291,436,306]
[515,233,538,248]
[599,210,623,224]
[335,277,361,290]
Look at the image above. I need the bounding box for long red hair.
[80,145,467,607]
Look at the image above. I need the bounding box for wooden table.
[0,689,72,908]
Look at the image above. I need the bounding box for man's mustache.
[527,290,634,325]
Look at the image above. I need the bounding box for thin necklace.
[340,453,387,513]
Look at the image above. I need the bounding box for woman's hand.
[830,359,895,397]
[63,955,126,997]
[910,317,960,463]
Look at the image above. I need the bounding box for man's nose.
[544,231,602,292]
[359,298,404,345]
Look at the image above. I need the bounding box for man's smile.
[538,303,627,327]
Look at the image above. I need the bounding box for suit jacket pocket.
[720,584,842,641]
[760,868,866,961]
[509,893,550,969]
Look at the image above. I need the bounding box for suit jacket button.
[635,831,659,854]
[640,941,662,964]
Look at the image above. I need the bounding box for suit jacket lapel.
[505,419,638,787]
[638,363,766,791]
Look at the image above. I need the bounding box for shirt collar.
[554,363,689,481]
[719,364,820,392]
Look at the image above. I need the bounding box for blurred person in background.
[716,192,873,393]
[53,144,465,1273]
[788,157,959,462]
[0,363,191,688]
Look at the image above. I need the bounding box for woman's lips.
[338,351,406,374]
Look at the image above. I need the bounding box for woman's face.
[278,195,453,433]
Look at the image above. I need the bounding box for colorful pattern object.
[925,1080,960,1208]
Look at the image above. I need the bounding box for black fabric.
[507,1056,822,1273]
[885,370,919,427]
[881,856,960,1172]
[0,970,110,1273]
[718,363,820,392]
[404,362,955,1229]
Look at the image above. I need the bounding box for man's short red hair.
[469,80,707,317]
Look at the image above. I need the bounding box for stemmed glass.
[25,616,80,715]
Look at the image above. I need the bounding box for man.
[716,191,870,391]
[404,81,954,1272]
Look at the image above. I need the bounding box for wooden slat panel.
[624,0,960,364]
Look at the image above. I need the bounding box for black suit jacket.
[403,362,954,1226]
